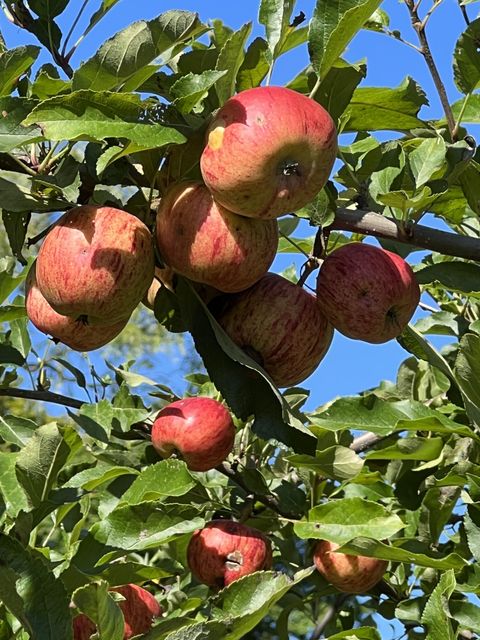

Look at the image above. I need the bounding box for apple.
[151,397,235,471]
[213,273,333,387]
[156,182,278,292]
[316,243,420,343]
[36,205,155,325]
[73,584,161,640]
[25,262,128,351]
[187,520,272,587]
[200,86,337,219]
[313,540,388,593]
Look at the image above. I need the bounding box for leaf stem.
[61,0,90,58]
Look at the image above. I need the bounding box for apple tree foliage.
[0,0,480,638]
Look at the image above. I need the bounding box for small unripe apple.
[214,273,333,387]
[151,397,235,471]
[156,182,278,292]
[36,205,155,325]
[200,86,337,219]
[26,263,128,351]
[313,540,388,593]
[187,520,272,587]
[316,243,420,343]
[73,584,161,640]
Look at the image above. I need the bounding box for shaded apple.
[36,205,155,325]
[151,397,235,471]
[316,243,420,343]
[156,182,278,292]
[26,262,128,351]
[213,273,333,387]
[313,540,388,593]
[200,86,337,219]
[187,520,272,587]
[73,584,161,640]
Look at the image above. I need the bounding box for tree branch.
[310,595,349,640]
[404,0,456,139]
[0,387,84,409]
[329,208,480,262]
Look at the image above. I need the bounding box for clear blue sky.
[0,0,469,410]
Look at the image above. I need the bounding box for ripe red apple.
[36,205,155,325]
[73,584,161,640]
[25,263,128,351]
[151,397,235,471]
[313,540,388,593]
[187,520,272,587]
[316,243,420,343]
[156,182,278,292]
[213,273,333,388]
[200,86,337,219]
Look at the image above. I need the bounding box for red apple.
[200,86,337,219]
[213,273,333,387]
[25,262,128,351]
[36,205,154,325]
[151,397,235,471]
[313,540,388,593]
[156,182,278,292]
[187,520,272,587]
[316,243,420,343]
[73,584,161,640]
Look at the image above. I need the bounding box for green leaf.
[0,535,72,639]
[326,629,381,640]
[31,64,71,100]
[398,324,456,385]
[0,97,42,152]
[315,58,366,123]
[464,505,480,562]
[0,342,25,365]
[451,94,480,123]
[344,77,428,131]
[0,171,65,212]
[0,414,36,447]
[72,581,124,640]
[338,537,468,570]
[0,304,27,322]
[366,437,444,461]
[77,398,149,439]
[92,502,204,551]
[310,395,478,442]
[409,137,447,187]
[258,0,295,63]
[28,0,69,18]
[308,0,382,79]
[421,570,456,640]
[454,18,480,94]
[64,463,137,491]
[213,568,314,639]
[215,22,252,105]
[294,497,404,543]
[73,11,203,91]
[23,91,186,148]
[237,37,269,91]
[416,261,480,295]
[0,46,40,95]
[15,422,72,507]
[288,446,364,480]
[454,333,480,427]
[450,599,480,632]
[84,0,122,38]
[120,460,196,505]
[175,278,316,455]
[171,70,227,114]
[0,452,29,517]
[0,256,28,304]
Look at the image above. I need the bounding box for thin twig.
[403,0,456,139]
[62,0,90,58]
[310,595,349,640]
[216,462,301,519]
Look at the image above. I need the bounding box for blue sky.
[0,0,471,410]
